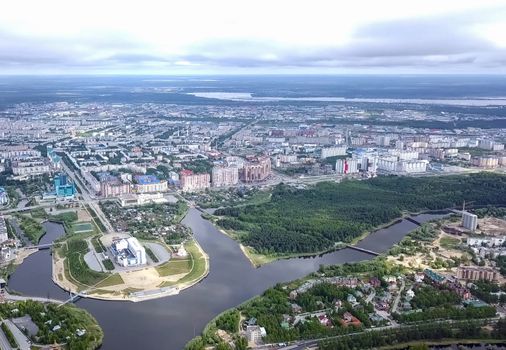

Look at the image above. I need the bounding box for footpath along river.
[8,208,447,349]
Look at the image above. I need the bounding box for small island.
[52,200,209,302]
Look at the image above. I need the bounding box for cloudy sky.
[1,0,505,74]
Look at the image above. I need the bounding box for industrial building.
[111,237,147,267]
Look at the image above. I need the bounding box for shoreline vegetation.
[205,173,506,266]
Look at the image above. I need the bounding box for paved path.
[4,292,63,305]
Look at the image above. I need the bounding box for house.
[347,294,357,304]
[369,277,381,288]
[318,314,332,327]
[246,326,265,347]
[369,313,384,323]
[289,290,298,300]
[291,303,302,314]
[340,312,362,327]
[406,289,415,300]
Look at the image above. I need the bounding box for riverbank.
[210,210,446,267]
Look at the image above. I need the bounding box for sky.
[0,0,505,75]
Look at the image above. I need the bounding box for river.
[7,209,446,349]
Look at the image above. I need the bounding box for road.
[253,317,500,350]
[60,160,116,233]
[0,321,13,350]
[4,319,30,350]
[391,279,405,314]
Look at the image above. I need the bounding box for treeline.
[319,319,506,350]
[214,173,506,254]
[393,305,496,323]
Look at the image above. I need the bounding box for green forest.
[214,173,506,254]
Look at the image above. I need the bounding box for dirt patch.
[479,217,506,236]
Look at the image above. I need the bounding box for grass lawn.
[175,240,207,284]
[72,222,94,234]
[439,236,461,250]
[95,273,124,288]
[155,239,208,286]
[156,259,191,277]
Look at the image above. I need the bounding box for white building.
[0,187,8,206]
[335,158,359,174]
[376,135,391,147]
[0,217,8,243]
[212,166,239,187]
[118,193,168,207]
[321,146,347,159]
[112,237,147,267]
[462,212,478,231]
[467,236,505,247]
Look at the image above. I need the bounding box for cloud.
[0,2,505,73]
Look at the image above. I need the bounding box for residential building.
[12,159,50,176]
[321,146,347,159]
[473,156,499,168]
[457,266,498,282]
[180,170,211,192]
[101,181,131,198]
[0,187,8,206]
[242,156,271,182]
[462,211,478,231]
[212,165,239,187]
[134,175,168,193]
[0,217,8,243]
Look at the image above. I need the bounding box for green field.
[95,273,124,288]
[439,236,461,250]
[156,259,191,277]
[156,240,207,286]
[72,222,94,233]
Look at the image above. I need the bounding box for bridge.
[24,243,55,250]
[405,217,422,226]
[59,291,85,306]
[345,245,380,256]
